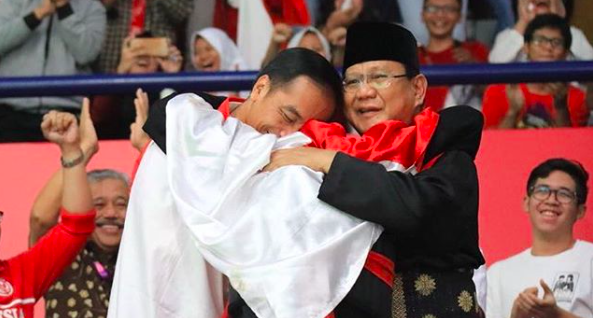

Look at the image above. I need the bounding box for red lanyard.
[130,0,146,35]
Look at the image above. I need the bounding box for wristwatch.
[61,149,85,168]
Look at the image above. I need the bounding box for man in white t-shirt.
[487,158,592,318]
[489,0,593,62]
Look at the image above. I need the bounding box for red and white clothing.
[418,42,489,111]
[482,83,589,128]
[0,209,95,318]
[110,93,439,318]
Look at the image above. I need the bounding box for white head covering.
[191,27,248,71]
[287,26,332,61]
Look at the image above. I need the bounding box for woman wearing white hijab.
[287,26,332,60]
[262,24,332,67]
[191,27,248,72]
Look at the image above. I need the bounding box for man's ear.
[522,195,530,213]
[411,74,428,109]
[250,75,271,102]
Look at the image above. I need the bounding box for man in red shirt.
[0,109,95,317]
[418,0,489,111]
[483,14,590,129]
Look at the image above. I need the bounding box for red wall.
[0,128,592,315]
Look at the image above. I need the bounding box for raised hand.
[545,82,568,97]
[516,0,537,33]
[130,88,151,151]
[34,0,55,20]
[158,44,183,73]
[271,23,293,44]
[79,98,99,164]
[550,0,566,18]
[117,35,147,74]
[453,47,477,64]
[506,84,526,114]
[41,111,80,150]
[325,0,363,30]
[327,27,347,47]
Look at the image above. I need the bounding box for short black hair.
[524,14,572,50]
[526,158,589,205]
[256,48,345,123]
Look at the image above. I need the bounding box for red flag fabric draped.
[214,0,310,43]
[301,109,440,172]
[262,0,310,25]
[130,0,146,35]
[213,0,239,41]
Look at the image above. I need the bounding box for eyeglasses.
[343,72,407,92]
[423,4,460,14]
[531,35,565,49]
[529,185,578,204]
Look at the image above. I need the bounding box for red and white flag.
[237,0,310,69]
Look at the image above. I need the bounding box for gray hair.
[87,169,130,187]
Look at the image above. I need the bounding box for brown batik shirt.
[44,241,117,318]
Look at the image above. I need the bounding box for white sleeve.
[473,264,488,312]
[569,27,593,61]
[489,28,524,63]
[486,264,505,318]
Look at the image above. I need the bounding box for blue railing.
[0,61,592,98]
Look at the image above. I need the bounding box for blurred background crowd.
[0,0,592,142]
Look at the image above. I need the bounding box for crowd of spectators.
[0,0,592,142]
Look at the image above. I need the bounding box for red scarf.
[219,97,440,172]
[302,109,440,172]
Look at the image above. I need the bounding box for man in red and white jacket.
[0,107,96,317]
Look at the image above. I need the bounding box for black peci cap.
[343,22,420,77]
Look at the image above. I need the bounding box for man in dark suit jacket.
[254,22,486,318]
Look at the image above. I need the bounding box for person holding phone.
[116,32,183,75]
[91,32,183,139]
[93,0,192,73]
